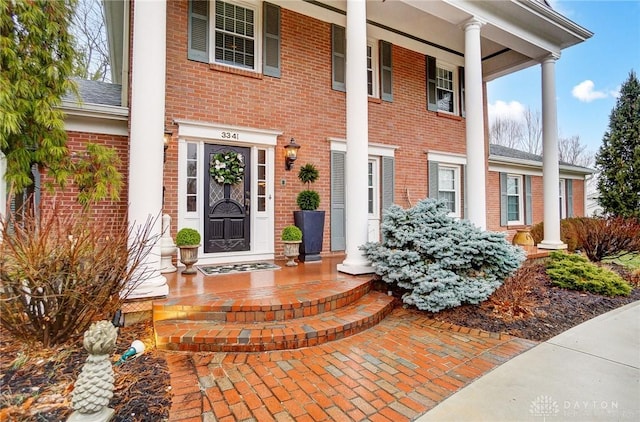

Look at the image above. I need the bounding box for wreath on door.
[209,151,245,185]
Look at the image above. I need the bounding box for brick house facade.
[0,0,592,299]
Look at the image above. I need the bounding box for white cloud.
[571,80,608,102]
[488,100,526,123]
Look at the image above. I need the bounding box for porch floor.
[153,255,395,352]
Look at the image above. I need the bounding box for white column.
[127,0,169,298]
[463,18,487,230]
[338,0,371,275]
[538,54,567,250]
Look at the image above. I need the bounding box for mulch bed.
[0,321,171,422]
[1,261,638,421]
[430,261,640,341]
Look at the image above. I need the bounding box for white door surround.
[174,120,281,265]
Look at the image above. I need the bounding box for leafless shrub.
[0,205,159,348]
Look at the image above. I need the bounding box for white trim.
[367,38,379,98]
[175,119,282,145]
[177,123,277,264]
[437,164,461,218]
[559,178,567,219]
[427,151,467,165]
[329,138,398,157]
[61,102,129,136]
[489,162,588,180]
[506,174,524,226]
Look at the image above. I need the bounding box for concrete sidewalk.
[418,300,640,421]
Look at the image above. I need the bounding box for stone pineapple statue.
[68,320,118,422]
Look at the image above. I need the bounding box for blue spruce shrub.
[360,199,526,312]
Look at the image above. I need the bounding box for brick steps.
[154,291,395,352]
[152,278,371,323]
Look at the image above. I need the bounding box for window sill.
[209,63,263,80]
[368,97,382,104]
[436,112,462,121]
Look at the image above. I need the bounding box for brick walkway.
[164,307,536,421]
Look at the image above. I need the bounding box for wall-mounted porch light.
[284,138,301,171]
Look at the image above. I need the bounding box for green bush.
[281,225,302,241]
[361,199,526,312]
[298,163,319,184]
[176,228,201,246]
[547,251,632,296]
[296,190,320,210]
[297,163,320,210]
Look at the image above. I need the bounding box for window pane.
[187,178,197,195]
[187,161,197,177]
[187,196,197,212]
[438,168,454,190]
[187,144,197,160]
[258,197,265,212]
[507,197,520,221]
[439,191,455,213]
[507,177,519,195]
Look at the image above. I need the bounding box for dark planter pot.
[294,210,325,262]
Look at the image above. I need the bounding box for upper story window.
[189,0,281,77]
[436,66,454,113]
[426,55,464,116]
[367,43,376,97]
[332,25,393,102]
[214,1,255,69]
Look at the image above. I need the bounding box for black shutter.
[380,41,393,102]
[458,66,465,117]
[263,3,281,77]
[332,25,346,92]
[426,55,437,111]
[188,0,209,62]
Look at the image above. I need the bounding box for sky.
[487,0,640,155]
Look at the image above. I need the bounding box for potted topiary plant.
[281,225,303,267]
[294,163,325,262]
[175,228,201,274]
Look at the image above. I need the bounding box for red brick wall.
[163,4,467,253]
[40,132,130,222]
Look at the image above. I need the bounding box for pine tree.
[595,70,640,218]
[0,0,121,205]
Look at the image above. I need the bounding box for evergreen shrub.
[547,251,632,296]
[176,228,201,246]
[281,225,303,241]
[361,199,526,312]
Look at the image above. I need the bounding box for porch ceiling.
[306,0,592,81]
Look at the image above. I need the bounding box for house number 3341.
[220,131,239,140]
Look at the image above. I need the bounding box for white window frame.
[507,174,524,225]
[437,164,461,218]
[366,39,379,98]
[436,63,456,114]
[367,158,380,218]
[210,0,262,72]
[559,178,567,219]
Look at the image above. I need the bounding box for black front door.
[204,144,251,253]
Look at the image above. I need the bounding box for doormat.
[197,262,280,276]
